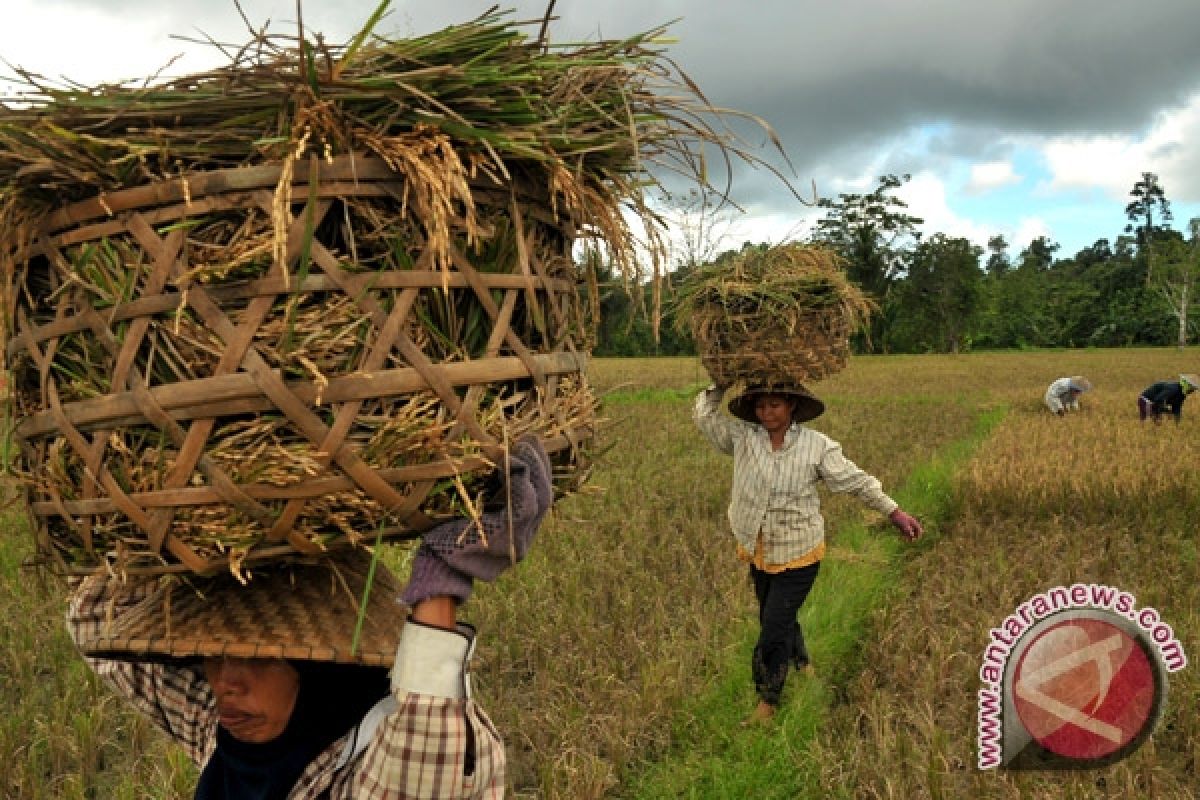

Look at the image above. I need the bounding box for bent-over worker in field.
[1044,376,1092,415]
[67,435,552,799]
[1138,374,1199,425]
[694,384,922,725]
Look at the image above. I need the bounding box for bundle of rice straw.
[674,243,875,386]
[0,4,789,577]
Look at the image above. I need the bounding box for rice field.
[1,348,1197,798]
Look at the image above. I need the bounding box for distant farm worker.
[1044,376,1093,415]
[1138,374,1200,425]
[694,383,922,726]
[67,436,552,799]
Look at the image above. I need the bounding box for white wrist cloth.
[390,619,477,700]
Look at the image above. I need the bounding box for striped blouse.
[693,387,898,569]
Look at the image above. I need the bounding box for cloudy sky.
[5,0,1200,260]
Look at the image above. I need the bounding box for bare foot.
[740,701,776,727]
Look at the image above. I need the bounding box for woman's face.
[754,394,796,434]
[203,656,300,743]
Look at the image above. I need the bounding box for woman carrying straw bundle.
[694,383,922,725]
[67,436,552,799]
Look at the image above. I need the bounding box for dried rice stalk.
[0,3,783,576]
[0,5,794,294]
[674,243,876,385]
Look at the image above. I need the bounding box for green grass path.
[617,406,1006,799]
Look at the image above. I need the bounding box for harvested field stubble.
[4,350,1199,797]
[811,349,1200,799]
[468,357,979,796]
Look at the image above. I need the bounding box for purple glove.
[402,436,553,606]
[889,508,923,541]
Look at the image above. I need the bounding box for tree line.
[589,172,1200,356]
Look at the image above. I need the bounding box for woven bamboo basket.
[697,308,851,386]
[7,153,593,577]
[677,243,873,387]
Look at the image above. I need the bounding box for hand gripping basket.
[6,154,593,577]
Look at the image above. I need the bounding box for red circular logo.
[1012,617,1157,761]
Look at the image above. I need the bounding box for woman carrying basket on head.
[67,436,552,800]
[694,382,922,726]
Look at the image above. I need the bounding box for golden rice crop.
[810,349,1200,799]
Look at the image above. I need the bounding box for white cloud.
[965,161,1020,194]
[0,2,187,91]
[1040,136,1143,199]
[890,171,1058,254]
[898,171,994,247]
[1040,91,1200,203]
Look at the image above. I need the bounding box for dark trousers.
[1138,395,1153,421]
[750,561,820,706]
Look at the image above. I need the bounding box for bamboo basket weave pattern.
[77,550,407,666]
[9,154,592,576]
[676,243,871,388]
[698,308,851,386]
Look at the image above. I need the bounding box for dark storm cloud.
[71,1,1200,138]
[48,0,1200,214]
[533,0,1200,209]
[640,0,1200,204]
[62,1,1200,125]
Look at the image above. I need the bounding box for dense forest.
[590,172,1200,356]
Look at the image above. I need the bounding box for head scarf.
[194,661,389,800]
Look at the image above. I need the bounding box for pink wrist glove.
[889,508,923,541]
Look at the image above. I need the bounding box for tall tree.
[812,174,923,296]
[1148,220,1200,348]
[985,235,1011,276]
[889,234,983,353]
[811,174,923,350]
[1125,171,1174,248]
[1017,236,1059,271]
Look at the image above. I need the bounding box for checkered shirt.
[67,576,505,798]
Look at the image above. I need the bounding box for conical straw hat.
[77,549,405,667]
[728,382,825,424]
